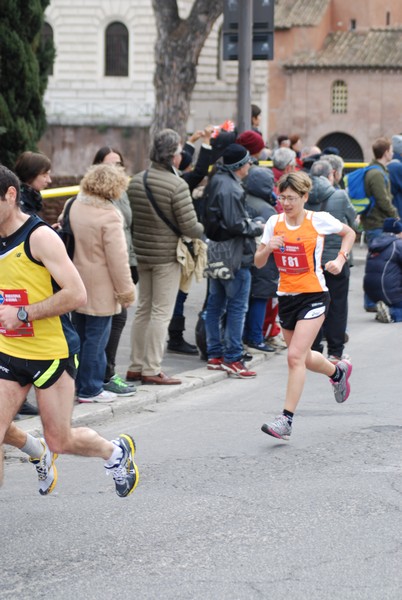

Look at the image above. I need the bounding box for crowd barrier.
[41,162,369,200]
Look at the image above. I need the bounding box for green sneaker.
[104,375,136,397]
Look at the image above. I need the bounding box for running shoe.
[105,434,139,498]
[78,390,117,403]
[261,415,292,440]
[29,438,58,495]
[221,360,257,378]
[104,374,136,397]
[330,359,353,403]
[375,301,393,323]
[207,357,224,370]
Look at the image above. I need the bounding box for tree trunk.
[152,0,223,140]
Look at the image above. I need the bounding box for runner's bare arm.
[0,226,86,330]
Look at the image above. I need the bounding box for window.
[105,22,129,77]
[386,11,391,26]
[41,22,54,75]
[350,19,356,30]
[331,80,348,114]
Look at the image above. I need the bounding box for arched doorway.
[317,132,363,161]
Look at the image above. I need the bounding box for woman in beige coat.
[70,164,135,402]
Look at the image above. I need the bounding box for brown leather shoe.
[141,372,182,385]
[126,370,142,382]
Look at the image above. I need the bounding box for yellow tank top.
[0,216,79,359]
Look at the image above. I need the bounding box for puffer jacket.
[128,162,203,265]
[363,233,402,305]
[306,176,356,264]
[203,166,263,268]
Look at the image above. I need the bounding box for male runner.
[0,165,138,496]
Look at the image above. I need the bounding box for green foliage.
[0,0,55,168]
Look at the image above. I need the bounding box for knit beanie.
[392,135,402,156]
[236,130,265,156]
[222,143,251,171]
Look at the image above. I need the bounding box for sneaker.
[221,360,257,378]
[29,438,58,495]
[78,390,117,403]
[327,353,351,365]
[330,359,353,403]
[261,415,292,440]
[246,341,276,353]
[104,375,136,397]
[207,357,224,370]
[375,301,393,323]
[105,434,139,498]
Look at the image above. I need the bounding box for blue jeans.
[243,297,268,344]
[72,313,112,398]
[390,301,402,322]
[205,268,251,363]
[364,228,384,309]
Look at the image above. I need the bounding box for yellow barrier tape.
[41,162,369,199]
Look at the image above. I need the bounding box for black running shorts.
[278,292,330,331]
[0,352,78,389]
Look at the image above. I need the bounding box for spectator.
[203,143,263,378]
[251,104,263,135]
[289,134,303,167]
[323,153,345,188]
[70,164,136,403]
[272,147,297,184]
[300,145,322,172]
[361,137,398,311]
[363,217,402,323]
[12,150,52,417]
[236,130,266,162]
[126,129,203,385]
[92,147,138,396]
[307,160,357,362]
[243,167,278,353]
[387,134,402,218]
[277,135,290,148]
[167,126,214,355]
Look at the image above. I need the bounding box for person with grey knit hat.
[203,144,264,378]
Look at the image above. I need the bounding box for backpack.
[344,165,386,216]
[59,196,76,259]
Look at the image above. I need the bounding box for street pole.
[237,0,253,133]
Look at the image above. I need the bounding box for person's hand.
[268,235,285,252]
[202,125,214,143]
[0,305,26,330]
[188,130,204,144]
[325,256,344,275]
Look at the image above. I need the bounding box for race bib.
[273,242,309,274]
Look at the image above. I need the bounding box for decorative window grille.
[332,80,348,114]
[105,22,129,77]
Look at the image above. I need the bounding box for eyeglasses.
[278,194,301,203]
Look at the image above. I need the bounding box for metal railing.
[40,162,369,199]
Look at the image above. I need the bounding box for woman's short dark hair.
[150,129,181,169]
[14,151,51,185]
[92,146,124,166]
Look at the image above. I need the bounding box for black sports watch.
[17,306,29,324]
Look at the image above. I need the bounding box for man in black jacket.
[204,144,263,378]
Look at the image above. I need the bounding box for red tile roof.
[284,29,402,69]
[275,0,331,29]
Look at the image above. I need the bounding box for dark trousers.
[105,307,128,381]
[312,263,350,357]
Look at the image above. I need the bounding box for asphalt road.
[1,246,402,599]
